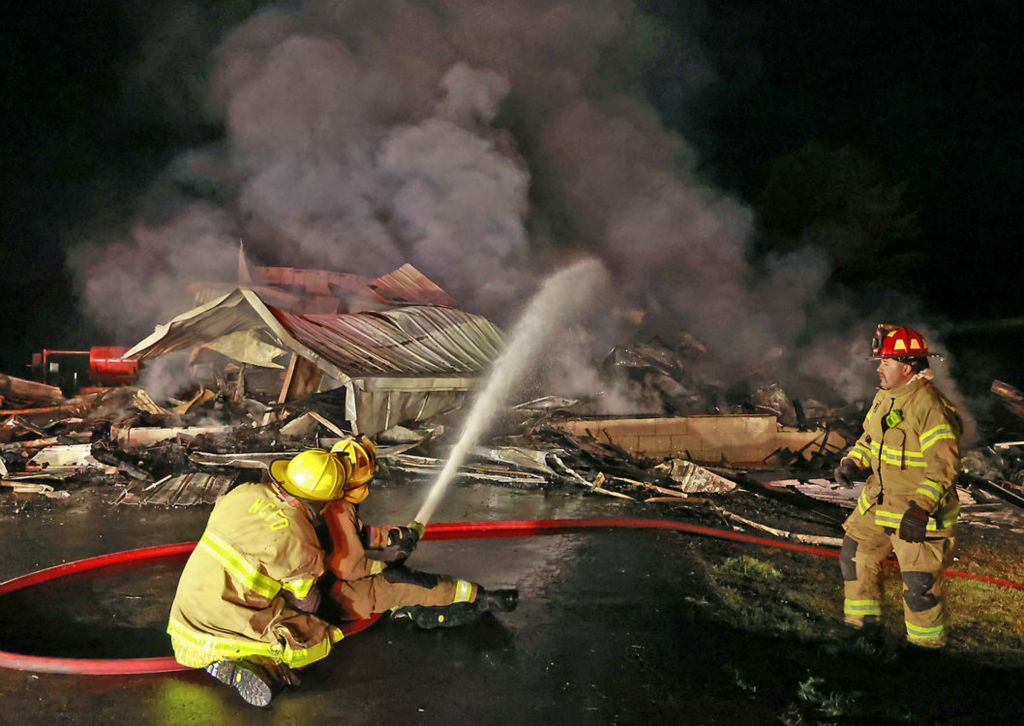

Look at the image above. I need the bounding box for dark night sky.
[2,1,1023,389]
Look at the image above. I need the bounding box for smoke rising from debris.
[71,0,932,408]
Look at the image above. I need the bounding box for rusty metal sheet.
[126,288,502,380]
[369,263,456,307]
[117,472,236,507]
[255,266,370,296]
[269,304,503,377]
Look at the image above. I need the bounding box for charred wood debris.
[3,336,1024,541]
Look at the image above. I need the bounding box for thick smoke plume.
[71,0,948,411]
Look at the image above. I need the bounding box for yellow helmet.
[270,448,352,502]
[330,437,378,488]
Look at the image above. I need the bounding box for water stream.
[413,258,608,525]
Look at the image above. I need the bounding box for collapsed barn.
[3,258,1024,535]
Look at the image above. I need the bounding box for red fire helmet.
[871,324,930,359]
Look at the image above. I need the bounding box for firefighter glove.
[388,525,421,558]
[833,458,860,489]
[898,501,930,543]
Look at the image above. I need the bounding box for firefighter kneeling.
[167,436,517,707]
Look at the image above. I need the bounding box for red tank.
[89,347,140,385]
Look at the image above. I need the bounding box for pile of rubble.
[5,349,1024,538]
[1,354,846,506]
[600,334,862,428]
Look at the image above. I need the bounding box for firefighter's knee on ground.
[902,571,938,612]
[839,536,858,581]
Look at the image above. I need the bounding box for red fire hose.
[1,517,1021,676]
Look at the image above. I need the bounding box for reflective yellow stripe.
[369,560,385,576]
[199,531,281,600]
[874,509,955,531]
[843,446,868,464]
[881,457,927,468]
[857,490,874,514]
[168,617,336,668]
[915,480,943,504]
[885,446,924,462]
[281,577,316,599]
[866,441,928,468]
[880,446,926,467]
[921,434,956,452]
[873,511,903,529]
[281,636,333,667]
[168,617,285,666]
[452,579,473,604]
[843,599,881,615]
[921,424,952,441]
[906,622,944,641]
[920,424,956,451]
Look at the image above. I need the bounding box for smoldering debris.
[114,472,237,507]
[0,374,64,410]
[2,309,1024,545]
[991,380,1024,420]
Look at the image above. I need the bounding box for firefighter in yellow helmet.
[311,436,516,633]
[168,435,515,708]
[833,325,962,648]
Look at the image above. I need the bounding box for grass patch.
[692,540,1024,662]
[944,577,1024,658]
[717,556,783,581]
[703,553,835,640]
[778,676,859,724]
[796,676,857,717]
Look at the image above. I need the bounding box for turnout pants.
[330,566,477,621]
[840,507,955,648]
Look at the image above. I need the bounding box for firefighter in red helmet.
[833,324,962,648]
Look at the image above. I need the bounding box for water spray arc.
[412,259,608,527]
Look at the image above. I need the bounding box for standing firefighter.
[833,325,962,648]
[167,436,517,708]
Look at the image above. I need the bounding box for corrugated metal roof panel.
[269,304,503,377]
[126,289,502,380]
[369,263,456,307]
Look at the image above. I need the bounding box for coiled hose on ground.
[1,517,1021,675]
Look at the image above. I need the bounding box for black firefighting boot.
[394,601,481,629]
[205,659,287,708]
[477,588,518,613]
[392,588,519,629]
[840,615,885,648]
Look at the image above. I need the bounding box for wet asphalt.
[3,479,1024,724]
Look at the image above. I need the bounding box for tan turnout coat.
[167,481,342,668]
[843,374,962,535]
